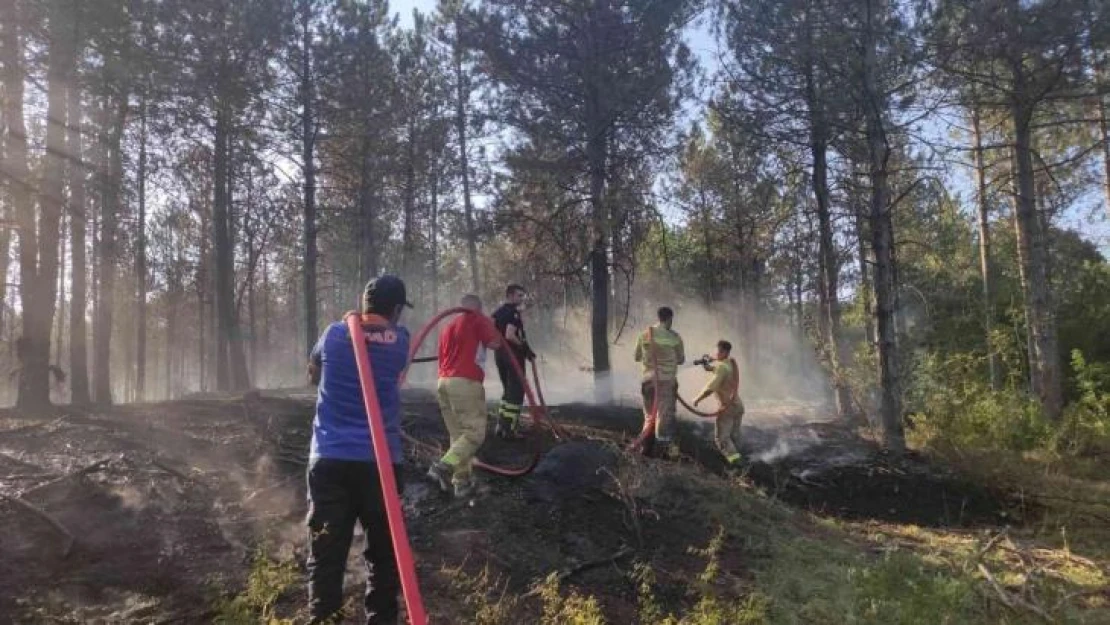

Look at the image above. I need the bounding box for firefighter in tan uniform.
[633,307,685,457]
[693,340,745,466]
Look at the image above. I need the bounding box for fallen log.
[0,492,76,558]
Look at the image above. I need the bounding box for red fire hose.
[345,313,428,625]
[401,307,564,475]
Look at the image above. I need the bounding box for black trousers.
[495,349,525,406]
[306,458,403,625]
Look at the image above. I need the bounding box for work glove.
[524,344,537,362]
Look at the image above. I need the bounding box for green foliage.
[1055,350,1110,454]
[848,552,976,625]
[905,351,1052,451]
[536,574,606,625]
[211,549,298,625]
[441,562,521,625]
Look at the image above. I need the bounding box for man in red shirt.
[427,294,502,497]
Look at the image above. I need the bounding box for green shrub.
[1055,350,1110,454]
[212,549,299,625]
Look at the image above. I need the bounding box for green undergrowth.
[443,459,1107,624]
[213,455,1108,624]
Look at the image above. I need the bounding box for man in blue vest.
[306,274,412,625]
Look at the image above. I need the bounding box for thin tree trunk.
[300,0,318,357]
[54,212,66,376]
[135,98,148,401]
[1099,79,1110,219]
[94,96,126,406]
[854,197,875,350]
[67,38,90,405]
[1010,87,1063,420]
[402,117,417,282]
[971,105,1001,389]
[700,191,714,307]
[862,0,903,451]
[586,92,611,401]
[430,157,440,311]
[359,141,378,281]
[197,200,209,393]
[454,20,480,294]
[810,117,850,419]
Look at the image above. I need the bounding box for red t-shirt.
[438,313,501,382]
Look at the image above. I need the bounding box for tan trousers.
[641,379,678,442]
[715,398,745,463]
[437,377,487,483]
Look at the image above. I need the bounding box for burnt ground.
[0,391,1035,623]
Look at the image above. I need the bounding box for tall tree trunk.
[212,106,250,391]
[300,0,318,357]
[801,40,850,418]
[454,21,480,294]
[1098,74,1110,219]
[359,141,378,281]
[165,226,176,399]
[854,198,875,350]
[402,118,417,281]
[67,39,90,405]
[587,124,611,401]
[1010,86,1063,420]
[24,3,71,409]
[430,157,440,311]
[196,200,209,393]
[862,0,903,451]
[4,1,47,410]
[809,117,850,419]
[971,106,1001,389]
[700,191,714,308]
[54,212,67,374]
[95,96,126,405]
[134,98,148,401]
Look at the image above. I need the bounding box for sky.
[389,0,1110,253]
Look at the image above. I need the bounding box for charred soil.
[0,392,1097,623]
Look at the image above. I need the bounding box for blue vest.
[309,318,410,463]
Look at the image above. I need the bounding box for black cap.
[363,274,413,312]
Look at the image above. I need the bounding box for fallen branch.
[244,476,298,503]
[0,492,75,557]
[524,545,635,596]
[0,416,68,437]
[20,457,115,497]
[150,459,197,483]
[977,563,1055,623]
